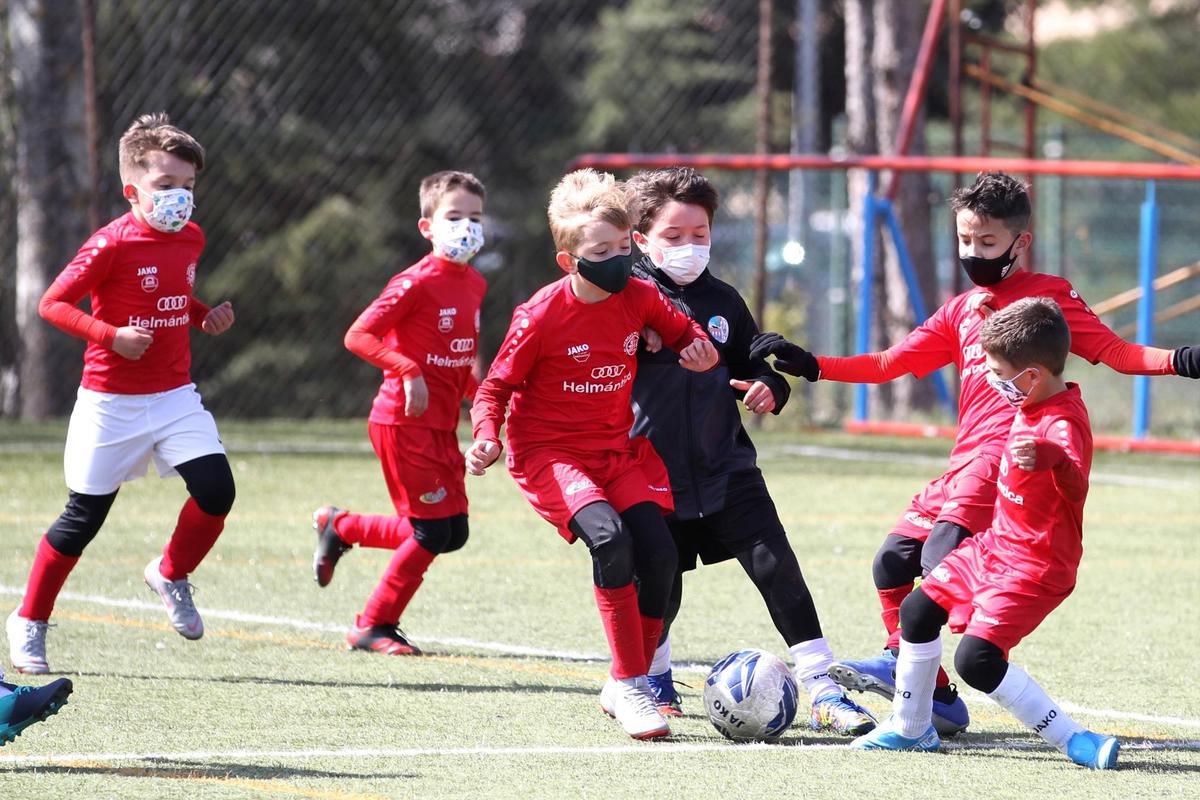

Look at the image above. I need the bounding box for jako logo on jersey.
[622,332,639,355]
[567,343,591,363]
[157,294,188,312]
[590,364,626,379]
[419,487,448,504]
[449,337,474,353]
[707,315,729,344]
[564,479,595,496]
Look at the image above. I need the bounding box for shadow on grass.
[0,757,415,782]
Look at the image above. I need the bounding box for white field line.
[2,738,1199,766]
[2,584,1199,731]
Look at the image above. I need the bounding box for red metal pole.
[885,0,949,200]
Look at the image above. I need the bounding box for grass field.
[0,420,1197,799]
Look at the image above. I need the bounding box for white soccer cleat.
[143,556,204,640]
[600,676,670,740]
[6,609,50,675]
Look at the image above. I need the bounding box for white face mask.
[651,242,710,285]
[431,218,484,264]
[135,186,195,233]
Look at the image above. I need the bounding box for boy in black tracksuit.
[625,168,874,735]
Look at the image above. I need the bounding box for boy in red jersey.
[466,169,718,739]
[852,297,1119,769]
[310,171,488,657]
[7,113,236,673]
[753,171,1197,735]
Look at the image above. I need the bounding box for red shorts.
[369,422,468,519]
[890,454,1000,542]
[920,536,1072,658]
[507,436,674,542]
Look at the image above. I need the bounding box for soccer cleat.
[0,678,72,746]
[599,677,670,740]
[811,692,878,736]
[143,556,204,640]
[646,669,683,717]
[1066,730,1120,770]
[6,609,50,675]
[830,650,970,736]
[851,715,940,752]
[346,623,422,656]
[312,506,352,587]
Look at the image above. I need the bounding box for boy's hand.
[968,291,995,319]
[403,375,429,417]
[1010,437,1064,471]
[730,379,776,414]
[113,326,153,360]
[679,337,718,372]
[465,439,501,475]
[641,326,663,353]
[202,301,235,335]
[749,332,819,382]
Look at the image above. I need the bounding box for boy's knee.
[178,454,236,516]
[954,635,1008,693]
[441,515,470,553]
[872,534,922,589]
[898,587,947,643]
[46,491,117,557]
[570,503,634,588]
[411,517,455,554]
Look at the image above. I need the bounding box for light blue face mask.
[986,367,1036,407]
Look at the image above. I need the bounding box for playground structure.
[570,2,1200,453]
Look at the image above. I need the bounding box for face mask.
[651,242,710,286]
[575,252,633,294]
[136,186,194,233]
[431,218,484,264]
[960,236,1019,287]
[987,367,1035,408]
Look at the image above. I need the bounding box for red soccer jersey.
[472,276,711,455]
[347,254,487,431]
[816,269,1174,468]
[976,383,1093,591]
[39,212,209,395]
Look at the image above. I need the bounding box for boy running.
[311,171,488,656]
[852,297,1119,769]
[8,113,235,673]
[753,172,1197,734]
[623,167,874,735]
[466,169,718,739]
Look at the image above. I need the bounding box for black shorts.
[668,471,787,572]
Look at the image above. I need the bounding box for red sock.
[358,537,436,628]
[19,535,80,621]
[936,665,950,688]
[160,498,226,581]
[639,614,664,675]
[878,584,914,651]
[594,584,644,680]
[336,513,413,549]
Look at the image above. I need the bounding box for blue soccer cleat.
[811,692,877,736]
[1066,730,1119,770]
[851,715,940,753]
[830,650,970,736]
[646,669,683,717]
[0,678,72,746]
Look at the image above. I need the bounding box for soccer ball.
[703,648,799,742]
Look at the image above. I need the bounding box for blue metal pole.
[879,199,955,414]
[1133,181,1158,439]
[854,172,877,422]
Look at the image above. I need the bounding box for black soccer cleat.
[312,506,352,587]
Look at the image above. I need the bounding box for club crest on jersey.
[567,343,591,363]
[707,315,730,343]
[138,265,159,292]
[623,332,639,356]
[186,262,197,287]
[439,316,454,332]
[419,486,448,504]
[475,308,481,332]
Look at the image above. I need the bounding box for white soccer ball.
[703,648,799,742]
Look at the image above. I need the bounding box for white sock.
[894,636,942,738]
[789,637,841,700]
[649,637,672,676]
[988,663,1084,752]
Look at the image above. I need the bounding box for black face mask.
[575,252,633,294]
[960,236,1020,287]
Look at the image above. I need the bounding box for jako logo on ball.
[703,648,798,742]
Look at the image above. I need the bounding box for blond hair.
[118,112,204,183]
[419,170,486,218]
[981,297,1071,375]
[547,169,630,252]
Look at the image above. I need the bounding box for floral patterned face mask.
[431,218,484,263]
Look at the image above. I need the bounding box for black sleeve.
[725,290,791,414]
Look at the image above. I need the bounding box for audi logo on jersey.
[590,364,626,379]
[156,294,189,312]
[449,338,474,353]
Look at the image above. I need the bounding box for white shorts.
[64,383,225,495]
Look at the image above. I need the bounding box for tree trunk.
[10,0,90,419]
[872,0,938,417]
